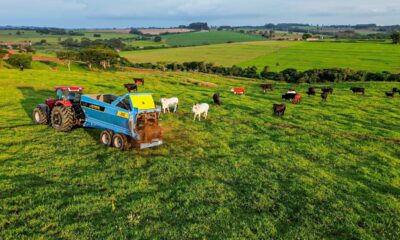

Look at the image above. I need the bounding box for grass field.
[162,31,265,46]
[122,41,299,66]
[122,41,400,72]
[0,68,399,238]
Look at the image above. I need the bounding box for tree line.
[59,38,126,50]
[36,28,84,36]
[128,61,400,83]
[57,47,124,71]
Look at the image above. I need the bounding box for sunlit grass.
[0,69,399,239]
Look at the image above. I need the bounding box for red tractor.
[32,86,85,132]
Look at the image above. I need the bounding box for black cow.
[306,87,316,96]
[273,104,286,116]
[321,92,329,102]
[213,93,221,105]
[322,87,333,94]
[351,87,365,95]
[386,92,395,97]
[393,88,398,93]
[282,93,297,100]
[124,83,138,92]
[261,84,273,93]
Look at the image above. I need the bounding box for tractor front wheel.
[51,106,74,132]
[100,130,113,147]
[112,134,129,150]
[32,107,48,125]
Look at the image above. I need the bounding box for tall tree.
[391,32,400,44]
[57,51,78,71]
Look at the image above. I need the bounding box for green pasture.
[162,31,265,46]
[122,40,400,72]
[0,68,399,238]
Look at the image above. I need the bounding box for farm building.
[271,36,302,41]
[0,42,32,49]
[306,37,322,41]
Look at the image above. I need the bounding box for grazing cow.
[133,78,144,85]
[321,92,329,102]
[273,104,286,116]
[213,93,221,106]
[160,97,179,113]
[322,87,333,94]
[231,87,245,95]
[124,83,138,92]
[260,84,273,93]
[306,87,316,96]
[386,92,395,98]
[350,87,365,95]
[282,93,297,100]
[292,94,302,104]
[393,88,398,93]
[192,103,209,121]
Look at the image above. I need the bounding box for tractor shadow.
[17,86,53,119]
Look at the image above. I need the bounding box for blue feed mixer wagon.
[80,93,163,150]
[32,86,163,150]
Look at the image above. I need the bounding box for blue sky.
[0,0,399,28]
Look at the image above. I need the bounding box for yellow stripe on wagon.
[117,111,129,119]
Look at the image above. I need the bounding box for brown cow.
[133,78,144,85]
[291,94,302,104]
[260,84,273,93]
[273,104,286,116]
[124,83,138,92]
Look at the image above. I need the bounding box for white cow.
[192,103,209,121]
[160,97,179,113]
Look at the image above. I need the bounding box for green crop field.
[0,68,399,239]
[162,31,265,46]
[122,40,400,72]
[0,30,132,44]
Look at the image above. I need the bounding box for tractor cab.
[55,86,83,103]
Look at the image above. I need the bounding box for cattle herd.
[123,78,399,120]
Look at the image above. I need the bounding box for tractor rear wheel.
[51,106,74,132]
[100,130,113,147]
[32,107,48,125]
[112,134,129,150]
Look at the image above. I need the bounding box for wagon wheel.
[112,134,129,151]
[100,130,113,147]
